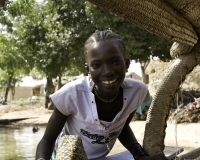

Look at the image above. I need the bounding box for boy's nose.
[102,65,114,75]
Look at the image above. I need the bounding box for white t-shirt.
[50,76,150,160]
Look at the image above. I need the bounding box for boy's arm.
[118,111,138,150]
[35,107,67,160]
[118,111,167,160]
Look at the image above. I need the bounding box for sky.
[17,76,46,87]
[128,60,142,77]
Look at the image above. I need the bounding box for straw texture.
[56,135,87,160]
[87,0,198,46]
[165,1,200,35]
[143,41,200,155]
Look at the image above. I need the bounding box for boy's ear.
[85,63,89,73]
[125,58,130,70]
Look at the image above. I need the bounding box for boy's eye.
[112,59,121,65]
[91,63,100,69]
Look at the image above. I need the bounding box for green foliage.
[15,0,93,78]
[30,68,45,80]
[49,0,95,74]
[0,0,35,32]
[0,70,7,91]
[0,34,30,77]
[0,0,33,97]
[9,0,35,17]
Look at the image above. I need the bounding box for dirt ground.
[0,98,200,157]
[0,98,53,126]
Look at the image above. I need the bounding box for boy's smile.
[101,78,117,84]
[85,40,129,99]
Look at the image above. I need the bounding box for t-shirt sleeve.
[50,84,77,116]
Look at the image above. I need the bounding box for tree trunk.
[2,73,13,104]
[11,87,15,100]
[142,73,149,84]
[141,63,149,84]
[45,77,55,109]
[11,78,17,100]
[0,0,6,7]
[57,76,62,90]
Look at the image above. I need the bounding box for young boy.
[36,30,167,160]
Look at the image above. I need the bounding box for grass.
[8,97,40,105]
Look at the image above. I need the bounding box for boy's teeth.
[102,79,116,84]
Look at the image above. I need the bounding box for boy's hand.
[139,153,168,160]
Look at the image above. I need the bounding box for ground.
[0,97,200,157]
[0,97,52,126]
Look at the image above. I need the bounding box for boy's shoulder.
[59,76,92,92]
[123,78,147,89]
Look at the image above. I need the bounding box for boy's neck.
[94,87,123,122]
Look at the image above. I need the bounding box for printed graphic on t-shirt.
[80,129,122,144]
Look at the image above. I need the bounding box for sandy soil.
[0,99,53,126]
[0,99,200,157]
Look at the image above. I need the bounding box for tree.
[0,35,29,103]
[50,0,96,74]
[0,0,35,103]
[15,0,95,108]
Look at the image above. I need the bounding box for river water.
[0,126,126,160]
[0,126,46,160]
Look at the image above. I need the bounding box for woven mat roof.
[88,0,200,46]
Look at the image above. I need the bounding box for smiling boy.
[36,30,167,160]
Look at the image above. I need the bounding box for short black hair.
[84,30,126,57]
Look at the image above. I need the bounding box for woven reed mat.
[87,0,198,46]
[165,1,200,35]
[56,135,87,160]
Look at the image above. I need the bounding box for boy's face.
[85,40,129,97]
